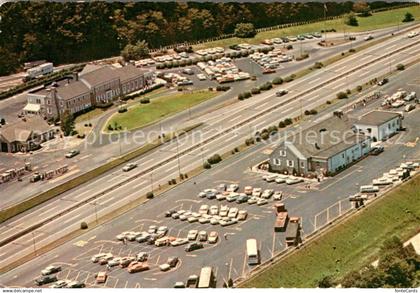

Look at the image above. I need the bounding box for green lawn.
[105,90,218,132]
[194,6,420,50]
[242,174,420,288]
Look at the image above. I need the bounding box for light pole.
[175,138,182,177]
[32,231,37,255]
[150,172,154,192]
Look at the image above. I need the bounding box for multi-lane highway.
[0,29,419,271]
[1,23,419,208]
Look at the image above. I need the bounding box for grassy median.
[105,90,218,132]
[194,6,420,50]
[242,174,420,288]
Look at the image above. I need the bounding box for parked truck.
[23,62,53,81]
[274,203,289,232]
[186,275,199,288]
[285,217,301,247]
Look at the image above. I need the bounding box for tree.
[234,23,256,38]
[352,1,371,17]
[121,40,150,61]
[346,13,359,26]
[317,275,335,288]
[61,113,75,136]
[402,12,414,23]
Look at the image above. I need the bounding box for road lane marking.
[308,77,321,85]
[330,82,346,90]
[307,94,320,102]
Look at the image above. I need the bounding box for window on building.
[367,128,371,133]
[287,160,294,167]
[279,150,286,157]
[300,161,305,168]
[273,158,281,166]
[388,123,391,129]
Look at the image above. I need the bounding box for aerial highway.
[1,22,419,208]
[0,29,419,270]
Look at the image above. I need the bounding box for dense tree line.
[0,1,404,75]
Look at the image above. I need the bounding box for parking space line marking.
[241,250,248,277]
[271,232,276,258]
[113,279,119,288]
[75,271,81,281]
[155,255,161,265]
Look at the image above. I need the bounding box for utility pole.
[150,172,154,192]
[93,200,98,224]
[32,231,37,255]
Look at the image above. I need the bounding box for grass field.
[105,90,218,132]
[194,6,420,50]
[242,174,420,288]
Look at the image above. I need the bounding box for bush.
[278,121,286,128]
[313,62,323,69]
[245,138,254,146]
[261,132,270,140]
[337,92,348,99]
[284,75,294,83]
[238,93,245,101]
[203,162,211,169]
[216,85,230,91]
[108,124,113,131]
[171,178,176,185]
[146,192,154,199]
[326,100,332,105]
[140,98,150,104]
[259,82,272,91]
[207,154,222,164]
[272,77,283,85]
[234,147,239,152]
[396,64,405,71]
[234,23,256,38]
[286,45,293,50]
[346,89,351,94]
[356,85,363,92]
[346,13,359,26]
[80,222,88,229]
[284,118,293,125]
[296,53,309,61]
[243,91,252,99]
[402,12,414,22]
[251,87,261,95]
[0,118,5,125]
[349,48,356,53]
[304,110,310,115]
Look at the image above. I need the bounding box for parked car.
[185,242,204,252]
[237,210,248,220]
[136,232,150,243]
[226,193,239,202]
[199,205,209,215]
[65,149,80,158]
[252,188,262,197]
[405,104,416,112]
[208,231,218,244]
[217,183,227,192]
[50,280,69,288]
[219,206,229,217]
[257,198,268,206]
[198,231,208,242]
[408,31,419,38]
[364,34,374,41]
[119,257,136,268]
[170,238,189,246]
[127,262,149,273]
[227,184,239,192]
[286,178,304,185]
[273,191,283,201]
[136,252,149,262]
[228,207,239,218]
[261,189,274,199]
[122,163,137,172]
[236,194,249,204]
[247,196,258,205]
[174,282,186,288]
[91,253,111,263]
[371,146,384,155]
[263,174,277,182]
[41,265,61,276]
[108,257,122,267]
[220,218,238,227]
[159,263,171,272]
[66,281,85,288]
[165,209,176,217]
[157,226,168,236]
[187,230,199,241]
[404,91,417,102]
[35,275,58,286]
[95,271,107,283]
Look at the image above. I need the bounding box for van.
[155,236,172,247]
[359,185,379,193]
[404,104,415,112]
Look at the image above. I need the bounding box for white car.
[275,175,287,184]
[147,225,158,234]
[273,191,283,201]
[126,232,142,241]
[187,216,198,223]
[220,218,238,227]
[198,231,207,241]
[91,253,111,263]
[408,31,418,38]
[199,205,209,215]
[122,163,137,172]
[179,211,192,221]
[199,217,210,224]
[257,198,268,206]
[228,207,239,218]
[391,100,405,108]
[108,257,122,267]
[187,230,198,241]
[252,188,262,197]
[208,231,218,244]
[237,210,248,221]
[247,196,258,205]
[263,174,277,182]
[198,192,207,198]
[226,193,239,202]
[170,238,189,246]
[227,184,239,192]
[219,206,229,217]
[41,265,62,276]
[210,217,220,225]
[197,73,206,80]
[286,178,304,185]
[159,263,171,271]
[209,205,219,215]
[404,91,416,102]
[192,212,201,218]
[261,189,274,199]
[116,231,133,241]
[216,193,227,201]
[157,226,168,236]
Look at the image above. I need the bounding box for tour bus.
[359,185,379,193]
[198,266,215,288]
[246,238,260,265]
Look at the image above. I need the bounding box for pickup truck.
[285,217,300,246]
